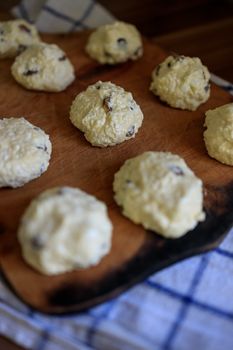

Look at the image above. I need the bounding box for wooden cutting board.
[0,32,232,314]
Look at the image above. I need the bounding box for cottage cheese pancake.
[18,187,113,275]
[150,55,210,111]
[204,103,233,166]
[11,43,75,91]
[113,151,205,238]
[86,21,143,64]
[0,117,51,188]
[70,81,143,147]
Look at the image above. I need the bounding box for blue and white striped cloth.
[1,1,233,349]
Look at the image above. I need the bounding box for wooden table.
[0,8,233,350]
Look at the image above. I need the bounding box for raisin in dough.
[0,117,52,188]
[18,187,113,275]
[70,81,143,147]
[150,55,210,111]
[86,21,143,64]
[113,152,205,238]
[0,19,41,58]
[204,103,233,166]
[11,43,75,92]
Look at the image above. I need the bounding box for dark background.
[1,0,233,36]
[100,0,233,36]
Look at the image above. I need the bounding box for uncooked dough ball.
[150,55,210,111]
[18,187,113,275]
[0,117,52,188]
[113,151,205,238]
[204,103,233,165]
[0,19,41,58]
[11,43,75,92]
[70,81,144,147]
[86,21,143,64]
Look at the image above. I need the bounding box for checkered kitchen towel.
[12,0,115,32]
[1,1,233,349]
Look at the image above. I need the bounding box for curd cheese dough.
[70,81,144,147]
[204,103,233,165]
[11,43,75,92]
[86,21,143,64]
[18,187,113,275]
[113,152,205,238]
[0,117,52,188]
[0,19,41,58]
[150,55,210,111]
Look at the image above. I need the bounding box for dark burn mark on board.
[46,234,157,307]
[48,282,95,307]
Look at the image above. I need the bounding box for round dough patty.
[70,81,144,147]
[113,152,205,238]
[0,19,41,58]
[150,55,210,111]
[86,21,143,64]
[11,43,75,92]
[0,117,52,188]
[204,103,233,165]
[18,187,113,275]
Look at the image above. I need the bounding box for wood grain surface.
[0,32,232,314]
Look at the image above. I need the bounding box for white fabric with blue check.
[1,1,233,349]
